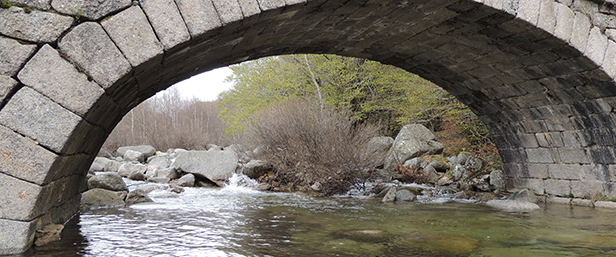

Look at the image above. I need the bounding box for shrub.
[248,98,380,196]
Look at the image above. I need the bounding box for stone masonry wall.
[1,0,616,254]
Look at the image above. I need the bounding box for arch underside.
[2,0,616,253]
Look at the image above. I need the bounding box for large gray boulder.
[171,149,238,186]
[117,145,156,159]
[385,124,443,170]
[80,188,126,209]
[364,136,394,168]
[87,172,128,191]
[243,160,271,179]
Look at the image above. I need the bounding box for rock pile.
[84,144,271,209]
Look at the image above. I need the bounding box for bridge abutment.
[2,0,616,254]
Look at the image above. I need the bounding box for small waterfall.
[223,173,259,191]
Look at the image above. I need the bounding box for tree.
[219,54,490,141]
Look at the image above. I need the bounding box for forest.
[104,54,493,157]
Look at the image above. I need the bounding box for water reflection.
[18,181,616,257]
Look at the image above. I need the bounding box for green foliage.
[219,54,492,148]
[0,0,14,8]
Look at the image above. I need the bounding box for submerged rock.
[127,170,146,181]
[81,188,126,209]
[125,189,153,205]
[332,229,391,243]
[395,189,416,201]
[395,232,479,255]
[486,200,540,212]
[382,187,397,202]
[34,224,64,246]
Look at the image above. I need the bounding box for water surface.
[22,179,616,256]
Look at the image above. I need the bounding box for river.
[18,175,616,256]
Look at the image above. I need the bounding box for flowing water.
[20,175,616,257]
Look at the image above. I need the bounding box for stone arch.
[2,0,616,253]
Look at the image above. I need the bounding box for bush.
[248,98,380,196]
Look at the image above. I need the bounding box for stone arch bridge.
[2,0,616,253]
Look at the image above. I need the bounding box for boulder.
[422,165,439,184]
[123,150,145,163]
[489,170,506,191]
[457,151,473,166]
[125,189,153,205]
[382,187,397,202]
[486,200,540,212]
[453,164,468,182]
[403,157,421,168]
[465,157,484,172]
[176,173,195,187]
[102,159,122,172]
[171,149,238,186]
[508,188,537,203]
[87,172,127,191]
[89,162,104,173]
[364,136,394,168]
[156,167,178,179]
[145,165,158,178]
[470,175,491,192]
[117,145,156,159]
[127,170,146,181]
[437,175,453,186]
[80,188,126,209]
[117,163,147,178]
[147,156,170,168]
[243,160,271,179]
[385,124,443,170]
[147,177,171,183]
[395,189,416,201]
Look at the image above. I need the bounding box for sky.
[167,67,234,101]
